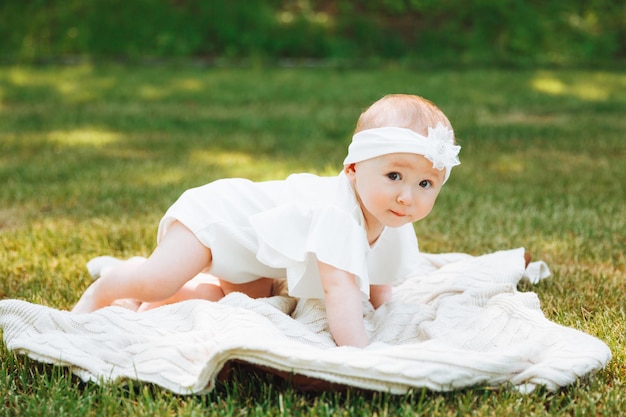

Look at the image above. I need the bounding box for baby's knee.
[218,278,273,299]
[191,282,225,301]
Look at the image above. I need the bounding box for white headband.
[343,123,461,183]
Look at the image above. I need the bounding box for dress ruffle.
[250,204,371,299]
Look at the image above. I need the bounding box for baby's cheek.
[375,191,394,208]
[422,200,437,217]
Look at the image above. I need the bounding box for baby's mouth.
[389,210,406,217]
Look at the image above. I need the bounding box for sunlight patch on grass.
[4,64,118,103]
[487,111,563,125]
[56,80,82,96]
[7,67,41,87]
[172,77,205,92]
[47,128,121,147]
[53,77,117,102]
[190,150,254,166]
[241,160,299,181]
[530,72,618,101]
[189,149,297,180]
[7,64,93,86]
[138,84,167,100]
[136,166,188,187]
[492,155,525,174]
[137,77,205,100]
[532,76,567,95]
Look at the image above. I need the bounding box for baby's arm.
[318,260,369,347]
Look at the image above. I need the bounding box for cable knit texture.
[0,248,611,394]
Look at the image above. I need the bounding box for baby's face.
[346,152,445,232]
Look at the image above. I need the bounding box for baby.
[73,94,460,347]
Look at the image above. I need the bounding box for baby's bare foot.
[86,256,123,280]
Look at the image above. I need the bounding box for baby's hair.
[354,94,453,137]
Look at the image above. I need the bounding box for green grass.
[0,64,624,416]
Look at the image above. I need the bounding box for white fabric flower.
[423,123,461,171]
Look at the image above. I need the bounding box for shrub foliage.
[1,0,623,67]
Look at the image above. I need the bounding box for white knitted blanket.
[0,248,611,394]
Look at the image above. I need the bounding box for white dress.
[158,172,422,299]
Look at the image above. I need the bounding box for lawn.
[0,64,624,416]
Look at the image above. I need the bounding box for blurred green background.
[1,0,623,67]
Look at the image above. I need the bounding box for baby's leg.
[137,274,225,311]
[72,221,212,313]
[135,276,273,311]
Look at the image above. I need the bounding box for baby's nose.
[396,189,413,205]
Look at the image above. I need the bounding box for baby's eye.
[419,179,432,189]
[387,172,402,181]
